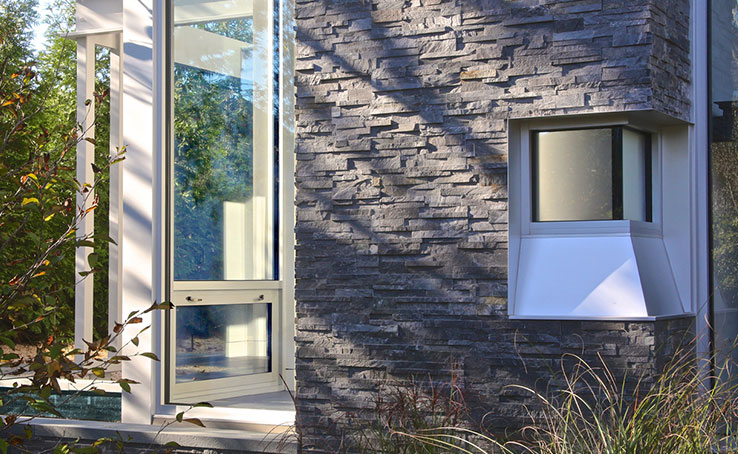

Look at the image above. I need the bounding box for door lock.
[185,296,203,302]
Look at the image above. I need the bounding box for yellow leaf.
[2,100,13,107]
[44,213,55,222]
[21,197,39,206]
[32,271,46,278]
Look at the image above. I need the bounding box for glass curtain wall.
[711,0,738,370]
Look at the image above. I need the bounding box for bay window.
[508,114,693,320]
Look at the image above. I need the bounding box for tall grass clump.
[354,342,738,454]
[516,346,738,454]
[348,371,513,453]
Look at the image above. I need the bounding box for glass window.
[532,127,651,222]
[167,0,282,404]
[175,303,271,383]
[172,0,276,281]
[711,0,738,373]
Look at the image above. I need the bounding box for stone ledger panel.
[293,0,692,451]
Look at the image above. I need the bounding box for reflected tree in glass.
[173,19,255,281]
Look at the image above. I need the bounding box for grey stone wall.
[293,0,693,451]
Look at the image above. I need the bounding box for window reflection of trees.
[712,102,738,308]
[173,64,254,281]
[712,0,738,309]
[173,17,255,281]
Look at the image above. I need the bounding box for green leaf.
[108,355,130,362]
[131,336,139,347]
[70,446,100,454]
[91,368,105,378]
[193,402,213,408]
[0,438,7,454]
[117,381,130,393]
[0,337,15,350]
[139,352,159,361]
[183,418,205,428]
[40,386,51,400]
[87,252,99,268]
[175,412,183,423]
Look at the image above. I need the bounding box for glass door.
[167,0,281,403]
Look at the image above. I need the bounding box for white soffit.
[174,0,254,25]
[76,0,123,33]
[173,27,252,78]
[514,235,684,319]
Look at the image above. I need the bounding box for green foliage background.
[0,0,110,343]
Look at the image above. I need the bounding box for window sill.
[526,219,661,237]
[156,390,295,432]
[509,313,695,321]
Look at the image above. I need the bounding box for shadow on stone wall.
[291,0,693,451]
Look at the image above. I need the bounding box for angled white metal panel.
[509,114,696,321]
[515,236,648,319]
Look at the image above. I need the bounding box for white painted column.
[120,0,157,424]
[108,34,124,350]
[75,35,95,354]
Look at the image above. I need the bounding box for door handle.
[185,296,203,302]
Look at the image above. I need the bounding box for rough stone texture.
[293,0,693,452]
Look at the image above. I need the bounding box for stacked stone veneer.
[293,0,693,451]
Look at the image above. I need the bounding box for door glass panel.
[711,0,738,370]
[175,303,272,383]
[172,0,275,281]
